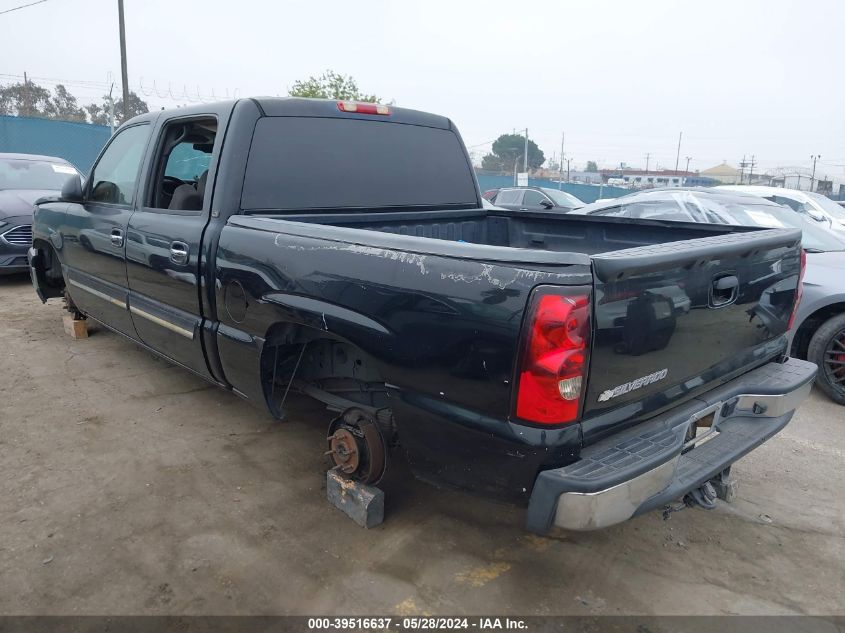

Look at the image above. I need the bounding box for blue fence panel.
[475,173,629,204]
[0,115,110,174]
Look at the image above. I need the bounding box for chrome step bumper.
[526,357,817,533]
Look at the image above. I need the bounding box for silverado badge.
[598,368,669,402]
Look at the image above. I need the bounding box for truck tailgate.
[582,228,803,437]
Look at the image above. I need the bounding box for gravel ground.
[1,274,843,616]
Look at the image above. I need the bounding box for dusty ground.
[0,274,843,616]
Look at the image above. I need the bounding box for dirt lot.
[1,274,843,616]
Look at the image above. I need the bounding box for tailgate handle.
[711,275,739,307]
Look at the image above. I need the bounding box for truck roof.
[125,97,452,131]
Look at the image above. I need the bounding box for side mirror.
[540,199,554,209]
[61,175,84,203]
[806,209,825,222]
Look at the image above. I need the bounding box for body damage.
[214,222,591,500]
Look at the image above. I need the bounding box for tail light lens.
[514,286,592,425]
[787,249,806,331]
[337,101,391,115]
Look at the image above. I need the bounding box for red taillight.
[787,249,807,331]
[337,101,391,115]
[515,288,591,425]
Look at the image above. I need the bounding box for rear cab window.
[240,117,477,212]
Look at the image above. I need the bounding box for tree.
[0,80,148,125]
[0,80,55,118]
[481,133,545,172]
[85,91,149,126]
[585,161,598,172]
[288,70,380,102]
[43,84,87,122]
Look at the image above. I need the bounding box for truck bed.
[252,206,755,256]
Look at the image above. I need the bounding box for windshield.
[0,158,79,191]
[805,192,845,221]
[542,188,582,208]
[694,194,845,252]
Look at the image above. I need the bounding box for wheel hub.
[328,427,360,475]
[326,408,387,484]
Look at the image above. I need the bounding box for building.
[598,169,715,189]
[699,162,741,184]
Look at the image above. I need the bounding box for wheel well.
[260,323,389,420]
[32,239,65,298]
[791,302,845,359]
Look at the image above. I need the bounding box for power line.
[466,137,500,149]
[0,0,50,16]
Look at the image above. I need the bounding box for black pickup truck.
[28,98,816,533]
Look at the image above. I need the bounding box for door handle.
[170,241,189,265]
[110,228,124,247]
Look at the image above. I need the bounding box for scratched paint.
[440,264,577,290]
[270,232,583,289]
[272,235,429,275]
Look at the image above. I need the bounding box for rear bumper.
[526,357,817,533]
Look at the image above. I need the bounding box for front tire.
[807,313,845,405]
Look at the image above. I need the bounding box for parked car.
[0,153,82,275]
[29,99,814,533]
[491,186,584,212]
[717,185,845,233]
[481,188,499,201]
[576,187,845,404]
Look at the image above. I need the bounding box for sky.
[3,0,845,177]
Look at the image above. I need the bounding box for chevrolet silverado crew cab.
[28,98,816,533]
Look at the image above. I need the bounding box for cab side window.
[522,190,549,207]
[148,118,217,211]
[88,124,150,205]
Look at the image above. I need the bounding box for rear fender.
[214,292,397,412]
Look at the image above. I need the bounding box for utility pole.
[559,132,564,190]
[118,0,130,121]
[645,153,650,173]
[523,128,529,175]
[739,155,747,185]
[23,71,30,116]
[748,155,756,184]
[685,156,692,173]
[566,158,572,183]
[810,154,821,192]
[674,131,682,172]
